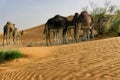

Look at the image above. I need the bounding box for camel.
[67,13,79,40]
[3,21,15,45]
[13,27,24,45]
[95,16,109,35]
[43,15,68,46]
[73,11,94,42]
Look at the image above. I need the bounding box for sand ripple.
[0,37,120,80]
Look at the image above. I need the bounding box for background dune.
[22,24,45,42]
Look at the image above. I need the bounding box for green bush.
[0,50,24,63]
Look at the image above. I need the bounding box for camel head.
[72,12,79,24]
[80,11,89,17]
[81,11,88,13]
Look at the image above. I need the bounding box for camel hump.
[54,15,62,19]
[7,21,13,25]
[5,21,15,31]
[54,15,60,18]
[6,21,14,27]
[53,15,67,22]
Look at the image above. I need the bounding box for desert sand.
[0,37,120,80]
[0,24,120,80]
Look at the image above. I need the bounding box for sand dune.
[21,24,45,42]
[0,37,120,80]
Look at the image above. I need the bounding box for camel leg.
[83,29,90,40]
[74,23,80,43]
[57,30,62,44]
[49,31,52,45]
[18,36,22,45]
[46,30,49,46]
[53,32,55,44]
[54,30,60,45]
[74,24,77,42]
[3,34,6,46]
[16,36,19,45]
[5,29,9,45]
[17,36,20,45]
[9,32,13,45]
[6,35,8,45]
[45,27,49,46]
[82,29,87,41]
[53,31,56,45]
[6,32,10,45]
[86,29,90,40]
[63,28,68,44]
[9,32,12,45]
[69,29,73,39]
[46,29,51,46]
[90,28,94,38]
[12,32,14,45]
[68,28,74,40]
[46,34,49,46]
[56,31,59,44]
[46,27,51,46]
[13,34,16,45]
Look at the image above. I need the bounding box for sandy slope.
[0,37,120,80]
[21,24,45,42]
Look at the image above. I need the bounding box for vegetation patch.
[0,50,24,63]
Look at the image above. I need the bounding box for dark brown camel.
[3,21,15,45]
[43,15,68,46]
[73,11,94,42]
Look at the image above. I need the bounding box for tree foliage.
[90,1,120,36]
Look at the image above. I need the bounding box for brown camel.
[3,21,15,45]
[13,27,24,45]
[73,11,94,42]
[67,13,79,40]
[95,16,109,35]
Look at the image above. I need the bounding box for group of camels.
[44,11,95,46]
[2,11,107,46]
[3,21,24,46]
